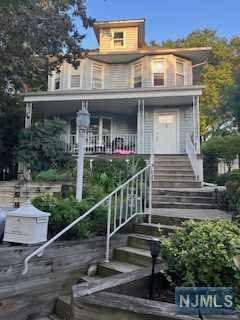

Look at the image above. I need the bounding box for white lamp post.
[76,109,90,201]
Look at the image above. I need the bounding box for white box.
[3,202,50,244]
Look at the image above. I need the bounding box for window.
[176,61,185,86]
[133,62,142,88]
[153,60,165,86]
[113,31,125,48]
[55,73,61,90]
[70,66,81,88]
[92,63,103,89]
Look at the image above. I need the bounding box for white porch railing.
[185,134,200,181]
[22,163,153,275]
[67,133,137,154]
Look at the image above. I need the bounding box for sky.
[77,0,240,49]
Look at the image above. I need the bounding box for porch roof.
[23,86,203,116]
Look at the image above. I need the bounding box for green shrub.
[32,194,107,239]
[161,220,240,287]
[34,169,73,182]
[216,169,240,186]
[17,118,69,173]
[202,135,240,182]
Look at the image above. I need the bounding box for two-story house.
[23,18,210,182]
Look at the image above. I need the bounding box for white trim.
[111,29,127,49]
[175,58,186,87]
[69,61,83,89]
[131,60,143,88]
[153,108,180,154]
[24,87,203,103]
[151,58,166,88]
[91,62,104,89]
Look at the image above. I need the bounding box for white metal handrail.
[22,163,153,274]
[185,134,199,180]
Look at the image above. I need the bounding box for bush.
[161,220,240,287]
[17,118,69,173]
[34,169,73,182]
[216,169,240,186]
[202,135,240,182]
[32,194,107,239]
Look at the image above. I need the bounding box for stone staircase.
[45,208,232,320]
[152,155,218,209]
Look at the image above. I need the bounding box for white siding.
[104,64,131,89]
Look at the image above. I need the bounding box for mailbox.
[3,201,50,244]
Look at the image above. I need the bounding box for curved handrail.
[22,164,151,275]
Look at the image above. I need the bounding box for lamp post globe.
[76,109,90,201]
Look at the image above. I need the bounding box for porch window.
[55,73,61,90]
[92,63,103,89]
[133,62,142,88]
[70,66,81,88]
[153,60,165,87]
[113,31,125,48]
[176,60,185,86]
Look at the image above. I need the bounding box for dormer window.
[133,62,142,88]
[176,60,185,86]
[152,59,165,87]
[92,63,103,89]
[113,31,125,48]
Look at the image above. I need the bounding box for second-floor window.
[153,60,165,87]
[92,63,103,89]
[55,73,61,90]
[113,31,125,48]
[176,60,185,86]
[70,65,81,88]
[133,62,142,88]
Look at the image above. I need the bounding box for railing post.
[105,197,112,263]
[148,163,153,224]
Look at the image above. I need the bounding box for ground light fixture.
[76,109,90,201]
[149,238,161,299]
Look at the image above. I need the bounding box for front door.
[154,111,178,154]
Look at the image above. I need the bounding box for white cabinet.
[3,202,50,244]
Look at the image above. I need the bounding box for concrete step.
[98,260,142,277]
[154,172,195,177]
[152,195,215,204]
[154,175,196,182]
[134,223,178,237]
[154,155,188,160]
[154,159,191,167]
[153,181,201,188]
[152,201,216,209]
[128,234,161,250]
[55,295,71,320]
[154,167,194,173]
[114,246,160,267]
[151,214,191,226]
[152,189,214,198]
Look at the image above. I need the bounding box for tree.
[0,0,93,178]
[159,29,237,138]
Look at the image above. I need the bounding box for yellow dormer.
[93,19,145,53]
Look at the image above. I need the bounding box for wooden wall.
[0,235,127,320]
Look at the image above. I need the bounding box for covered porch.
[23,86,202,155]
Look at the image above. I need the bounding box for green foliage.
[32,194,107,239]
[161,220,240,287]
[202,135,240,182]
[160,29,240,137]
[216,170,240,186]
[34,169,74,182]
[17,118,69,173]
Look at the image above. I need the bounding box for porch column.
[25,102,32,128]
[193,96,201,154]
[137,99,145,154]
